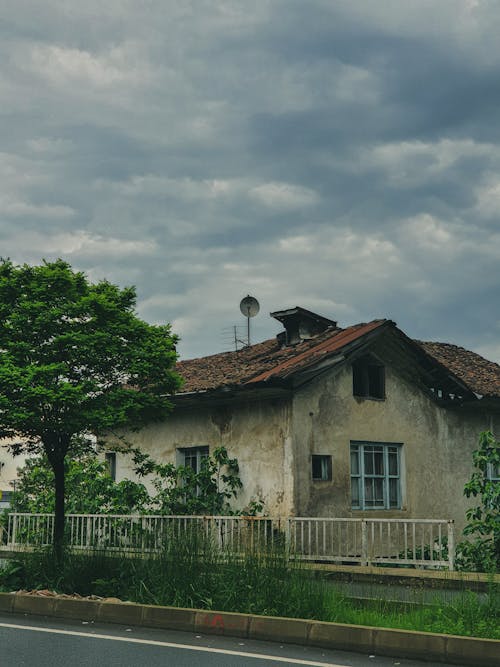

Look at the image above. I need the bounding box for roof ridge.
[246,319,389,384]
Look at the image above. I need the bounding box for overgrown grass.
[0,532,498,640]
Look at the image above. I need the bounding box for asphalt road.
[0,611,465,667]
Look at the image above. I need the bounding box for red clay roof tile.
[176,320,388,393]
[176,322,500,400]
[417,341,500,398]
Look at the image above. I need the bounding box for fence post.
[11,514,18,549]
[7,514,12,548]
[447,520,455,571]
[285,518,291,557]
[361,519,368,566]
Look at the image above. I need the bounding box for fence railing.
[288,517,454,569]
[1,513,455,570]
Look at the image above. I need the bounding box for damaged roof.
[177,319,389,393]
[417,341,500,398]
[176,314,500,401]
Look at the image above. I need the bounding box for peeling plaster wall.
[292,362,490,534]
[109,359,494,532]
[111,397,294,516]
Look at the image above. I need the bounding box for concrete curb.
[307,564,500,592]
[1,592,498,666]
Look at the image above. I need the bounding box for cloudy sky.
[2,0,500,361]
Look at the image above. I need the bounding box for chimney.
[271,307,337,346]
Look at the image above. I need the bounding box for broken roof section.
[176,308,500,401]
[177,319,387,393]
[417,341,500,399]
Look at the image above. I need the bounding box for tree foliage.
[460,431,500,571]
[132,446,243,515]
[9,446,245,517]
[11,454,150,515]
[0,259,181,553]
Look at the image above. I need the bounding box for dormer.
[271,306,337,346]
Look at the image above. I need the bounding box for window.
[105,452,116,481]
[350,442,401,509]
[352,356,385,399]
[487,461,500,482]
[0,490,12,508]
[312,455,332,481]
[178,446,209,473]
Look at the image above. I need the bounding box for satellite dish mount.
[239,295,260,346]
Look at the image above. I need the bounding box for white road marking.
[0,620,348,666]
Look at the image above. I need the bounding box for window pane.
[389,478,399,507]
[364,478,384,507]
[352,364,366,396]
[388,448,399,476]
[350,448,359,475]
[351,477,360,507]
[182,446,209,473]
[368,365,384,398]
[105,452,116,481]
[185,453,197,471]
[364,449,374,474]
[373,449,384,475]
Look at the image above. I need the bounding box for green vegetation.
[131,445,245,515]
[0,537,498,640]
[10,453,149,515]
[0,259,180,555]
[458,430,500,572]
[9,446,246,516]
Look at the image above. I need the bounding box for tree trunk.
[52,455,66,561]
[44,435,70,562]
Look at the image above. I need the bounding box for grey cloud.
[1,1,500,361]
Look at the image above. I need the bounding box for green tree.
[10,453,150,515]
[132,446,243,515]
[0,259,181,556]
[9,445,247,518]
[461,431,500,571]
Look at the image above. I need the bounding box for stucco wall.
[0,440,27,506]
[291,360,491,534]
[110,356,494,533]
[111,397,294,516]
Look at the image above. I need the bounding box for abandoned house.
[105,306,500,533]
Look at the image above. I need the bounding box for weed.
[0,535,498,640]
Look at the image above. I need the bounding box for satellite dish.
[239,295,260,346]
[240,295,260,318]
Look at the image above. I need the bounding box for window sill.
[351,508,406,514]
[353,395,386,402]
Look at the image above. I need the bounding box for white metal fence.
[1,513,455,569]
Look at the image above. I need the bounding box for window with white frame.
[178,446,209,473]
[350,442,402,509]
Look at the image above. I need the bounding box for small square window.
[312,455,332,481]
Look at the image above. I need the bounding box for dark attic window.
[352,356,385,399]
